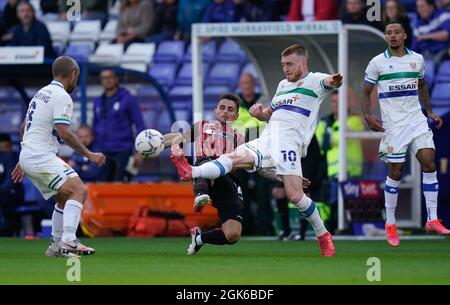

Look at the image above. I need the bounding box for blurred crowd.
[1,0,450,237]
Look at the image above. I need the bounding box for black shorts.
[210,173,244,224]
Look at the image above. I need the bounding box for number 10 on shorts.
[281,150,297,162]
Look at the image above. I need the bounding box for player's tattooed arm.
[54,124,106,166]
[418,79,443,129]
[361,82,385,132]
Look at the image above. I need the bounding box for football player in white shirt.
[11,56,106,257]
[171,44,342,257]
[362,21,450,248]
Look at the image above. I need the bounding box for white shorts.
[241,134,305,177]
[19,151,78,200]
[379,122,435,163]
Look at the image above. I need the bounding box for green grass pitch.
[1,237,449,284]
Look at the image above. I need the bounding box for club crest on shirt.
[410,62,417,70]
[387,145,394,155]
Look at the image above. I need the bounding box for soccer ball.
[135,129,164,158]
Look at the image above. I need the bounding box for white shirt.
[364,48,427,129]
[262,72,332,146]
[21,80,73,156]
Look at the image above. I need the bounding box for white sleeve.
[364,59,379,85]
[418,56,425,80]
[316,72,333,94]
[53,94,73,125]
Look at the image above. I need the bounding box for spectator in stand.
[340,0,382,30]
[116,0,155,49]
[382,0,413,48]
[287,0,338,21]
[412,0,450,66]
[9,1,56,58]
[175,0,210,43]
[0,0,20,45]
[0,133,23,237]
[68,125,102,182]
[235,0,279,22]
[93,69,146,182]
[203,0,240,23]
[147,0,179,44]
[58,0,109,25]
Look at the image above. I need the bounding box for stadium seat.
[89,43,124,65]
[435,60,450,83]
[205,62,241,87]
[174,62,209,86]
[120,43,156,72]
[148,63,178,87]
[169,86,193,98]
[70,20,102,43]
[215,39,247,64]
[153,40,185,64]
[184,41,216,63]
[46,21,71,48]
[64,43,94,63]
[431,83,450,106]
[99,19,118,44]
[424,59,435,87]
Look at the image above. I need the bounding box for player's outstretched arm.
[249,104,272,121]
[418,79,443,129]
[323,73,343,89]
[54,124,106,166]
[361,82,385,132]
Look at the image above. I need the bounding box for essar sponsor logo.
[388,83,416,91]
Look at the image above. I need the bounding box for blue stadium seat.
[435,60,450,83]
[170,86,193,98]
[424,59,435,87]
[148,63,178,87]
[431,83,450,106]
[215,39,247,64]
[153,40,185,64]
[205,63,241,87]
[174,62,209,86]
[64,43,94,63]
[184,41,217,63]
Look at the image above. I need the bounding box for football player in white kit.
[171,44,342,256]
[362,21,450,248]
[11,56,106,257]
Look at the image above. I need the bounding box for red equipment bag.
[127,207,197,237]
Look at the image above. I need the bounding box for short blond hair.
[281,44,308,58]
